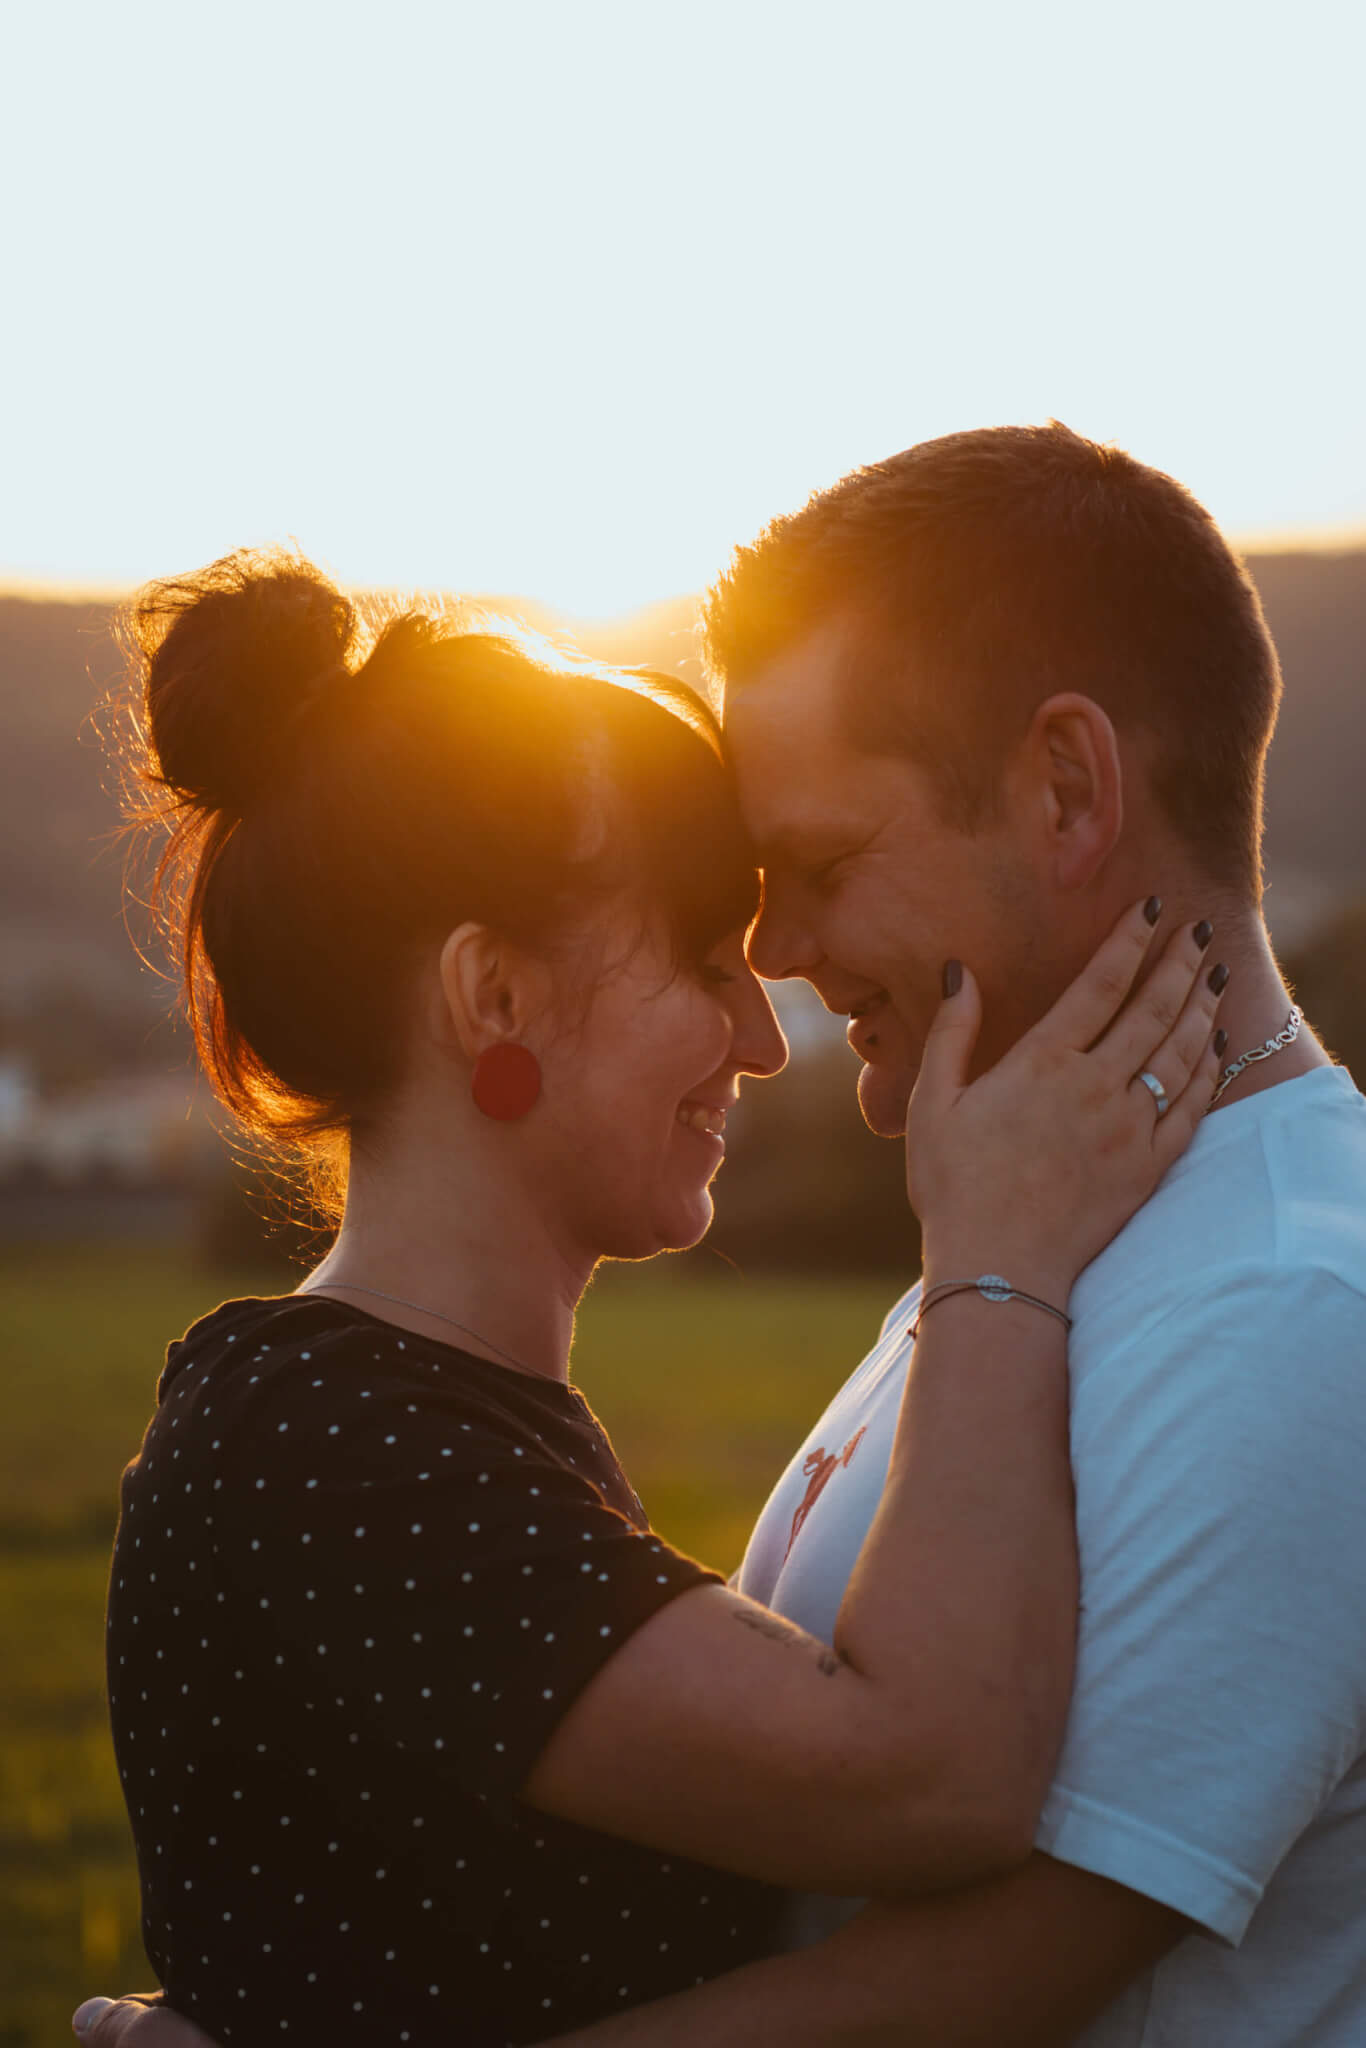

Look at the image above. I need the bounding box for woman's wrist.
[919,1247,1076,1312]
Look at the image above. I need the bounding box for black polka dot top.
[106,1294,782,2046]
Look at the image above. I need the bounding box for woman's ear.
[436,923,547,1061]
[1021,692,1124,891]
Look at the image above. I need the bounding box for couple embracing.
[79,424,1366,2047]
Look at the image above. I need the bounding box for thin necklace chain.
[1208,1004,1304,1109]
[297,1280,545,1381]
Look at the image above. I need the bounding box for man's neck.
[1161,899,1329,1113]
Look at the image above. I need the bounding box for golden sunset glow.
[3,1,1363,616]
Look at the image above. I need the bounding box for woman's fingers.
[1093,922,1226,1093]
[74,1997,183,2046]
[911,959,983,1108]
[1024,897,1164,1054]
[1149,1024,1226,1171]
[74,2000,130,2042]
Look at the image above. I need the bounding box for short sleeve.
[214,1359,719,1797]
[1037,1262,1366,1943]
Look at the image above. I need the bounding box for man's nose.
[745,879,823,985]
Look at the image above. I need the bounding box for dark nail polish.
[1208,962,1230,996]
[1193,919,1214,951]
[942,958,963,999]
[1213,1028,1228,1057]
[1143,895,1162,926]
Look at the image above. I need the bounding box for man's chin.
[857,1059,915,1138]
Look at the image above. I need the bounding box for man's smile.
[846,990,893,1057]
[846,989,888,1021]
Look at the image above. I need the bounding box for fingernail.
[1143,895,1162,926]
[1193,919,1214,951]
[941,958,963,999]
[73,2000,115,2037]
[1213,1028,1228,1056]
[1208,962,1230,995]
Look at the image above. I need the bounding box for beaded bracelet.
[909,1273,1073,1342]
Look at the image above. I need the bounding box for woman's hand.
[906,900,1224,1300]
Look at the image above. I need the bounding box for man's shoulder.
[1074,1066,1366,1344]
[1062,1072,1366,1499]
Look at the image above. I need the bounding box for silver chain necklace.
[297,1280,546,1380]
[1208,1004,1304,1109]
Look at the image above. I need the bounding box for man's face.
[725,622,1056,1136]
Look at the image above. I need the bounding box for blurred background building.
[2,558,1363,1277]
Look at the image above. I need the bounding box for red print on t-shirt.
[784,1427,867,1563]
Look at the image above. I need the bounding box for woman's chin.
[604,1188,715,1263]
[670,1193,715,1253]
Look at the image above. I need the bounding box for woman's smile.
[676,1096,729,1143]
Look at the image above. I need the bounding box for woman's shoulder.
[136,1293,657,1572]
[156,1292,592,1479]
[160,1290,325,1389]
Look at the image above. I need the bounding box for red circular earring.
[471,1042,542,1121]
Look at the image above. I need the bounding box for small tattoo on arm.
[732,1603,845,1675]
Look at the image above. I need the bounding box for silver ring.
[1134,1069,1170,1118]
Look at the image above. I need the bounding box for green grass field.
[1,1244,904,2047]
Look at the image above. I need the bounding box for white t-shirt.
[737,1065,1366,2046]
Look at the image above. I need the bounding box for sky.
[3,0,1363,618]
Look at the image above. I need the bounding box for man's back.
[739,1066,1366,2044]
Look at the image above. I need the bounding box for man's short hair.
[704,422,1283,898]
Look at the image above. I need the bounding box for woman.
[85,549,1223,2045]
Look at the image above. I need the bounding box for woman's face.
[531,906,789,1264]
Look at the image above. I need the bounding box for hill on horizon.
[1,552,1363,1042]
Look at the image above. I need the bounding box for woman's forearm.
[519,1277,1075,1897]
[832,1284,1077,1870]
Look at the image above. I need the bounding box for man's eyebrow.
[752,821,868,871]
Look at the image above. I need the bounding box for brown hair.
[704,422,1283,896]
[116,548,758,1209]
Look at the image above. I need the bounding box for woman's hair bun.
[127,547,358,816]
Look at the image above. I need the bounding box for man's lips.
[846,989,888,1021]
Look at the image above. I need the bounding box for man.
[706,422,1366,2044]
[77,426,1366,2044]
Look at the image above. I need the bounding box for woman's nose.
[731,975,789,1079]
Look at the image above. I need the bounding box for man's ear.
[436,923,547,1061]
[1018,693,1124,891]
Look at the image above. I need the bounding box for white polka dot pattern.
[106,1293,780,2044]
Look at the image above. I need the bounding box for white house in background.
[0,1069,220,1183]
[0,1056,35,1140]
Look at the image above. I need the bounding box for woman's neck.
[302,1134,589,1386]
